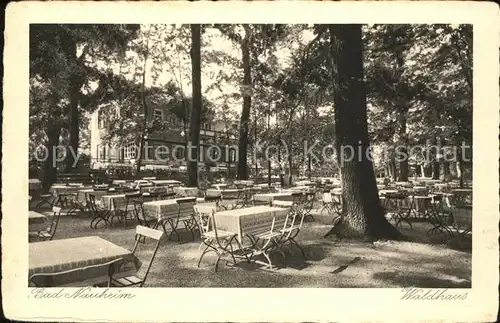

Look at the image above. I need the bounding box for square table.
[215,206,289,243]
[77,189,116,205]
[295,181,313,187]
[101,194,129,211]
[234,180,254,186]
[142,197,195,222]
[212,184,229,190]
[29,211,48,232]
[253,192,294,203]
[174,186,199,197]
[29,236,140,286]
[29,179,43,192]
[150,180,181,187]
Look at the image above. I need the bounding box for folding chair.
[30,258,124,288]
[248,211,290,270]
[276,203,307,260]
[302,192,316,222]
[36,192,55,210]
[88,194,112,229]
[165,197,198,242]
[193,205,240,272]
[111,226,164,287]
[29,206,62,242]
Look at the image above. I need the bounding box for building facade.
[89,102,238,170]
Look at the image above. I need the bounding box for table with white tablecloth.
[29,179,43,192]
[173,186,199,197]
[29,211,48,232]
[101,194,130,211]
[150,179,181,187]
[142,197,196,222]
[29,236,141,286]
[215,206,289,243]
[253,192,294,203]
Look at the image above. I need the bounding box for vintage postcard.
[2,1,499,322]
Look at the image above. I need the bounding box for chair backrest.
[193,205,217,235]
[48,207,62,239]
[323,192,333,203]
[29,257,124,287]
[204,195,221,203]
[132,225,164,287]
[272,200,294,208]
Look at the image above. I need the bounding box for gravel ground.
[33,206,472,288]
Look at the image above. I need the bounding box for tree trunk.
[449,161,458,178]
[431,136,440,180]
[456,143,464,188]
[187,24,202,187]
[237,25,252,180]
[61,35,81,172]
[432,160,441,180]
[267,160,272,186]
[443,160,450,181]
[326,24,402,240]
[389,155,397,181]
[288,145,293,186]
[135,36,150,174]
[42,124,62,192]
[278,145,284,187]
[307,155,312,179]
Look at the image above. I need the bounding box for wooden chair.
[276,203,307,260]
[29,206,62,242]
[111,226,164,287]
[36,192,55,210]
[88,194,112,229]
[193,205,239,272]
[169,197,198,241]
[30,258,124,287]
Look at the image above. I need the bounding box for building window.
[174,146,185,160]
[98,145,106,160]
[229,149,236,162]
[124,143,136,159]
[98,110,108,129]
[153,109,163,121]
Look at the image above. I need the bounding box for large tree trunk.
[187,24,202,187]
[135,37,151,174]
[61,35,81,172]
[395,49,409,182]
[42,124,62,192]
[237,25,252,180]
[326,24,402,240]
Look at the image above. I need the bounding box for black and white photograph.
[3,1,499,322]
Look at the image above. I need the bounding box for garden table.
[379,189,400,196]
[174,186,199,197]
[451,188,473,206]
[150,179,181,186]
[76,189,117,205]
[29,236,141,286]
[142,197,195,222]
[212,183,229,190]
[253,192,294,203]
[234,180,254,186]
[29,179,42,192]
[215,206,289,243]
[289,186,312,193]
[29,211,48,232]
[295,180,313,187]
[101,194,129,211]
